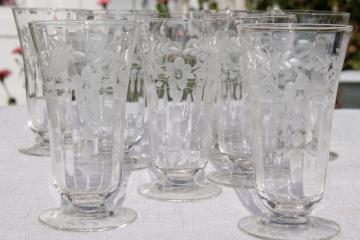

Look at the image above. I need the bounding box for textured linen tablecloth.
[0,106,360,240]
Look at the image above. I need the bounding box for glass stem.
[34,132,49,145]
[231,160,253,175]
[165,177,195,187]
[64,193,109,218]
[269,213,309,225]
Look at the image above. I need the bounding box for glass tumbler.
[12,7,90,156]
[188,12,229,157]
[275,10,351,162]
[238,23,352,240]
[138,16,222,202]
[30,20,138,231]
[78,10,157,170]
[207,12,297,188]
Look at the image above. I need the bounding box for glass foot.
[209,149,232,169]
[18,143,49,157]
[123,156,149,171]
[238,214,340,240]
[329,151,338,161]
[207,170,254,188]
[138,182,222,202]
[39,207,137,232]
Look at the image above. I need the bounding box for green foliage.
[156,2,170,17]
[251,0,332,10]
[249,0,360,70]
[8,97,16,105]
[198,0,219,10]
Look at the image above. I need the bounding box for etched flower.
[193,61,208,81]
[166,57,193,90]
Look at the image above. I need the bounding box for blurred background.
[0,0,359,107]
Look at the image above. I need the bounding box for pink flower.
[12,46,22,55]
[97,0,110,6]
[0,70,11,82]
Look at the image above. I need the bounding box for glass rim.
[156,13,189,17]
[150,14,203,22]
[204,16,229,22]
[199,13,229,22]
[91,9,156,13]
[88,9,157,16]
[275,9,350,17]
[230,10,266,17]
[190,10,229,17]
[239,23,352,32]
[29,19,138,28]
[231,10,264,13]
[189,9,229,14]
[232,13,297,20]
[12,6,89,13]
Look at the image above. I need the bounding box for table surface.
[1,106,360,240]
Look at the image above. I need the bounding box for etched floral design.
[193,61,207,81]
[167,57,192,89]
[166,57,193,101]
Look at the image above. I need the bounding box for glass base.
[207,170,254,188]
[123,156,149,171]
[209,149,232,169]
[329,151,338,161]
[138,181,222,202]
[39,207,137,232]
[18,143,49,157]
[238,214,340,240]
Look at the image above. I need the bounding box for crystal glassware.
[275,10,351,162]
[30,19,138,231]
[238,23,352,240]
[207,13,297,188]
[12,7,90,156]
[189,11,230,157]
[138,15,222,201]
[78,9,157,170]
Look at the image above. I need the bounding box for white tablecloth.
[0,106,360,240]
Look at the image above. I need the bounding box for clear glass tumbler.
[207,12,297,188]
[30,20,138,231]
[189,11,230,157]
[12,7,90,156]
[138,15,222,202]
[78,10,157,170]
[274,10,350,162]
[238,23,352,240]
